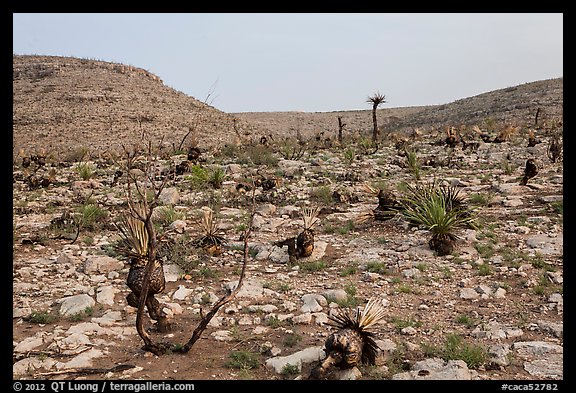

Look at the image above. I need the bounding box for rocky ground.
[12,129,563,381]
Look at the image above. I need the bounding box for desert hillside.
[13,55,260,158]
[13,55,562,159]
[234,78,563,139]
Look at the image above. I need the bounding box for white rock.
[13,357,57,378]
[14,334,49,353]
[58,294,95,317]
[172,285,194,300]
[83,255,123,274]
[210,330,233,342]
[265,346,325,374]
[252,326,270,335]
[55,349,104,369]
[96,286,118,306]
[293,313,313,324]
[459,288,479,300]
[91,311,122,326]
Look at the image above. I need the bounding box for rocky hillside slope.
[13,55,260,158]
[13,55,562,160]
[235,78,563,139]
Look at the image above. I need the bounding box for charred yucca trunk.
[187,146,202,162]
[275,207,320,263]
[428,234,456,256]
[520,158,538,186]
[445,127,458,148]
[373,189,399,221]
[357,185,398,223]
[117,212,170,332]
[296,207,320,258]
[296,228,315,258]
[126,258,169,331]
[310,297,387,379]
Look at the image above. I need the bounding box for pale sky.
[13,13,563,113]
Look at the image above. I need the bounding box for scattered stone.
[322,289,348,303]
[83,255,123,274]
[459,288,479,300]
[91,310,122,326]
[537,320,563,338]
[300,294,327,313]
[172,285,194,300]
[392,358,477,380]
[293,313,313,324]
[265,346,325,374]
[159,187,179,205]
[513,341,563,378]
[14,333,50,353]
[487,344,511,367]
[55,349,104,369]
[170,220,187,233]
[96,286,118,306]
[472,322,523,340]
[58,294,95,317]
[163,264,183,282]
[13,357,57,378]
[210,330,233,342]
[525,234,563,255]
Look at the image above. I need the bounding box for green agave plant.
[399,181,477,255]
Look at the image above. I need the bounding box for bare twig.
[36,364,135,377]
[176,183,256,353]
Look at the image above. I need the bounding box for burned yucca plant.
[399,181,477,256]
[357,184,400,224]
[297,206,321,258]
[310,297,387,379]
[194,209,227,256]
[547,132,563,163]
[275,206,321,263]
[116,204,169,332]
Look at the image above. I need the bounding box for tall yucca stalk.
[367,92,386,143]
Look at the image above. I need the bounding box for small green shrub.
[281,363,300,377]
[69,307,93,322]
[283,332,302,347]
[310,186,333,204]
[77,204,108,231]
[343,147,355,165]
[186,165,209,188]
[337,220,355,235]
[225,350,260,370]
[455,313,476,328]
[469,193,492,206]
[24,311,59,324]
[364,261,389,275]
[476,263,492,276]
[423,334,487,369]
[75,162,95,180]
[405,148,421,180]
[155,205,185,227]
[209,166,227,189]
[299,260,327,273]
[391,316,422,332]
[339,264,358,277]
[266,316,282,328]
